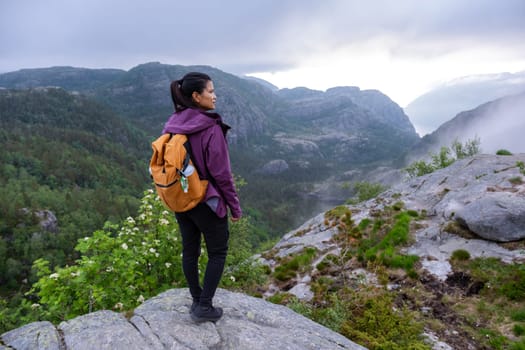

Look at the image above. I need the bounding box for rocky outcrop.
[1,289,366,350]
[257,159,290,175]
[262,153,525,294]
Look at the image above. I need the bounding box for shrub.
[513,324,525,336]
[340,290,429,349]
[518,161,525,175]
[273,247,317,282]
[511,309,525,322]
[496,149,513,156]
[405,138,481,178]
[347,182,387,204]
[451,249,471,261]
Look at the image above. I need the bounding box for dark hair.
[170,72,212,112]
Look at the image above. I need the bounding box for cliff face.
[1,289,366,350]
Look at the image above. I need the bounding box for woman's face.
[192,80,216,111]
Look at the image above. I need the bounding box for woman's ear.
[191,91,200,104]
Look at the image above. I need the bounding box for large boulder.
[455,192,525,242]
[1,288,366,350]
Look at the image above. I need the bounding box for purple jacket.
[162,108,241,219]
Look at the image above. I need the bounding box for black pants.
[175,203,229,306]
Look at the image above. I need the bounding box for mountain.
[405,71,525,136]
[402,91,525,164]
[0,63,420,234]
[0,66,125,91]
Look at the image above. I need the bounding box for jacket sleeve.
[204,126,242,218]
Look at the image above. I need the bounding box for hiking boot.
[190,300,199,314]
[190,304,223,323]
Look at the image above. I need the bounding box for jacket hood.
[162,108,226,135]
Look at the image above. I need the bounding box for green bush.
[513,324,525,336]
[405,138,481,178]
[25,189,264,323]
[511,309,525,322]
[340,291,430,350]
[496,149,513,155]
[347,182,387,204]
[273,247,317,282]
[518,161,525,175]
[451,249,471,261]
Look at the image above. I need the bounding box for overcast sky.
[1,0,525,107]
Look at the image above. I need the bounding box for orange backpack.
[150,133,208,212]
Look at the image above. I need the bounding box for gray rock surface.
[455,192,525,242]
[258,159,290,175]
[1,289,366,350]
[265,154,525,290]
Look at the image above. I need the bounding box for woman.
[162,72,242,322]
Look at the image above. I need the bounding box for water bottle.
[180,164,193,193]
[183,164,195,176]
[180,175,188,193]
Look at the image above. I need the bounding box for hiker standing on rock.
[162,72,242,322]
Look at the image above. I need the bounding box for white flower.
[149,248,156,253]
[230,276,236,282]
[162,210,170,216]
[106,266,113,272]
[165,262,172,268]
[159,218,169,226]
[137,295,145,303]
[138,214,146,220]
[126,217,135,224]
[49,273,59,279]
[70,271,80,277]
[121,243,128,250]
[31,303,41,310]
[155,253,159,258]
[147,189,154,193]
[84,237,90,241]
[114,302,124,310]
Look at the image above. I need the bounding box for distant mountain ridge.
[402,91,525,164]
[0,62,420,233]
[405,70,525,135]
[0,62,419,167]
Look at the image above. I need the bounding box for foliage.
[497,149,513,156]
[359,212,419,272]
[289,288,430,350]
[273,247,317,282]
[518,161,525,175]
[346,181,387,204]
[28,190,185,322]
[0,88,149,293]
[451,249,471,261]
[405,137,481,178]
[18,189,265,327]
